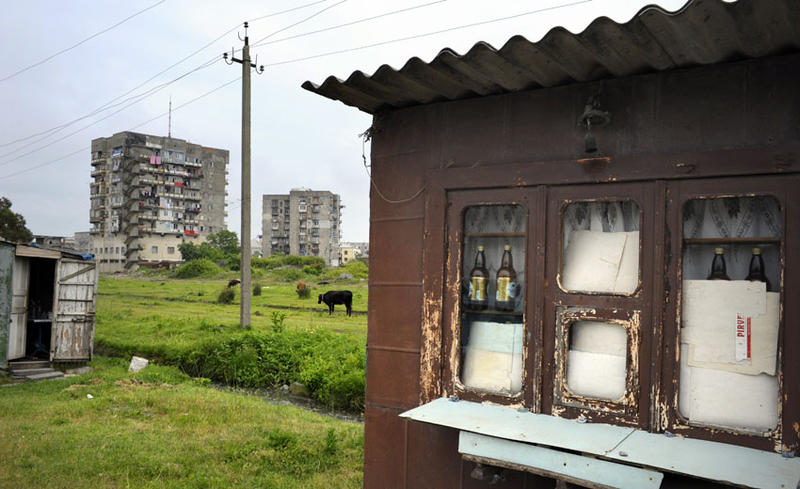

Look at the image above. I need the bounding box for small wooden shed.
[0,240,98,371]
[305,0,800,487]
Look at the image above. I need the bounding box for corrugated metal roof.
[302,0,800,114]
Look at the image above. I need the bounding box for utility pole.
[224,23,263,328]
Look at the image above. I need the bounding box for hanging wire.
[360,127,425,204]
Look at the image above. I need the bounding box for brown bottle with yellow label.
[468,245,488,310]
[495,244,517,311]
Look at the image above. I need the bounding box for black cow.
[318,290,353,316]
[227,279,241,288]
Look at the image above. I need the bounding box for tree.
[0,197,33,243]
[207,230,240,255]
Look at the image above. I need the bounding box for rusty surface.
[362,53,800,487]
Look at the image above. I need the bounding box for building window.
[115,247,120,254]
[167,247,175,254]
[152,246,158,254]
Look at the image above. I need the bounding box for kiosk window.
[459,205,526,395]
[561,201,640,295]
[678,196,781,432]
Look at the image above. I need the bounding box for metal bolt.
[619,451,628,457]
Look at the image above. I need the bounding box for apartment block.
[90,131,228,272]
[262,188,342,264]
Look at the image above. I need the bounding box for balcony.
[91,169,105,178]
[91,158,106,166]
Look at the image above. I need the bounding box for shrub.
[173,258,222,279]
[270,312,286,333]
[252,283,262,296]
[182,330,365,411]
[217,287,235,304]
[296,281,311,298]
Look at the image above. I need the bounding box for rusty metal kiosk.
[305,0,800,487]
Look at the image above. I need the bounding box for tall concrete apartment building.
[90,131,228,272]
[262,189,342,264]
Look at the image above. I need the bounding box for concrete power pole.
[224,23,263,328]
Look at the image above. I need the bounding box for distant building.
[90,131,228,272]
[33,235,75,251]
[72,232,92,254]
[339,242,368,265]
[261,188,342,264]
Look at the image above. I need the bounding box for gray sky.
[0,0,687,243]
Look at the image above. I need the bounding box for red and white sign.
[735,313,752,361]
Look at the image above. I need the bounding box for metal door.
[9,257,30,360]
[51,259,97,361]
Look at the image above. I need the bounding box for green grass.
[0,357,363,489]
[95,276,368,410]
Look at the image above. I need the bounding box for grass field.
[96,276,368,358]
[0,357,364,489]
[94,276,369,411]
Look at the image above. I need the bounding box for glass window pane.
[566,321,627,401]
[679,196,780,432]
[459,204,525,395]
[561,201,640,294]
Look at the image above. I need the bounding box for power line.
[264,0,592,67]
[0,76,240,180]
[251,0,348,46]
[0,0,332,149]
[0,0,166,83]
[251,0,447,49]
[0,0,344,176]
[0,58,221,166]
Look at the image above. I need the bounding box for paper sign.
[734,313,751,361]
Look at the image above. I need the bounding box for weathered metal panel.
[459,431,664,489]
[8,257,30,360]
[0,242,14,369]
[51,259,97,361]
[402,398,800,488]
[302,0,800,114]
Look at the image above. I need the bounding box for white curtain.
[682,197,781,287]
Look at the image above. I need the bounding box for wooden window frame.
[659,175,795,451]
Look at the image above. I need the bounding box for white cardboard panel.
[566,350,626,401]
[562,230,639,294]
[462,349,523,393]
[679,345,778,431]
[683,292,779,375]
[571,321,627,356]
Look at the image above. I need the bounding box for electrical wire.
[360,128,425,204]
[0,0,167,83]
[0,58,221,166]
[251,0,447,49]
[264,0,592,67]
[0,76,240,180]
[251,0,348,46]
[0,0,332,149]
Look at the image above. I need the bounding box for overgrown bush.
[217,287,235,304]
[296,281,311,299]
[173,258,222,279]
[182,330,365,411]
[253,283,262,296]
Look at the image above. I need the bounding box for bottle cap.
[752,247,761,255]
[714,247,724,254]
[477,245,484,251]
[504,244,511,251]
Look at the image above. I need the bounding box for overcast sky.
[0,0,687,244]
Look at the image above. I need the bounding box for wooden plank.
[683,237,780,245]
[14,246,60,259]
[401,398,800,488]
[459,432,663,489]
